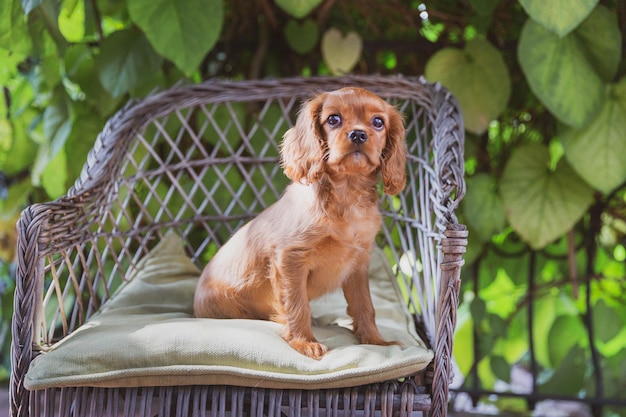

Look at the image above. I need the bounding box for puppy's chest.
[321,208,381,250]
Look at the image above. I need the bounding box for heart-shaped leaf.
[128,0,223,76]
[573,5,622,82]
[500,144,593,249]
[469,0,499,16]
[538,345,587,395]
[321,28,362,76]
[275,0,323,18]
[518,7,620,127]
[425,38,511,135]
[547,315,586,367]
[97,29,162,98]
[562,78,626,194]
[463,173,507,242]
[284,19,319,54]
[518,0,598,37]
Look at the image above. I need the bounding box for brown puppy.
[194,87,407,360]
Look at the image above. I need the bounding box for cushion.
[25,234,433,390]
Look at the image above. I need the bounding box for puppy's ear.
[280,94,326,184]
[381,105,407,195]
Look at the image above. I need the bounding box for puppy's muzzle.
[348,130,368,144]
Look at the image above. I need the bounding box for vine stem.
[567,228,579,299]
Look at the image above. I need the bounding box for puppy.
[194,87,407,360]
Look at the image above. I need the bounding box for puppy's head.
[280,87,407,195]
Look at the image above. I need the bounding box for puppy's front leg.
[343,262,397,346]
[273,255,328,360]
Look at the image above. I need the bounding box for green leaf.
[58,0,85,42]
[32,88,73,187]
[518,0,598,36]
[592,299,624,343]
[128,0,223,76]
[453,306,475,376]
[539,345,587,395]
[517,7,620,128]
[490,355,511,383]
[285,19,319,55]
[64,108,105,182]
[96,29,162,98]
[469,0,499,16]
[0,0,33,53]
[275,0,323,18]
[425,38,511,135]
[321,28,362,76]
[0,179,32,219]
[42,88,72,155]
[574,6,621,82]
[547,315,586,366]
[65,44,121,115]
[1,122,37,177]
[463,173,507,242]
[562,78,626,194]
[500,144,593,249]
[41,147,68,198]
[470,297,487,323]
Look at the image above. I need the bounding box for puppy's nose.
[348,130,368,144]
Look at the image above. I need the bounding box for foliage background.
[1,0,626,414]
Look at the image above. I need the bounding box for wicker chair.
[10,75,467,417]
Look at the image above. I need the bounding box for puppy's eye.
[372,116,385,130]
[327,114,342,127]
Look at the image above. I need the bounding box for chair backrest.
[17,75,465,354]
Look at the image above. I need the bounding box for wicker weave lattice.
[11,75,467,417]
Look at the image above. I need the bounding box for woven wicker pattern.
[10,75,467,417]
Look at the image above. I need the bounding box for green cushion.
[25,234,433,390]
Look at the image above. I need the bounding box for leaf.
[0,0,33,53]
[561,78,626,194]
[65,44,120,115]
[285,19,319,55]
[274,0,323,18]
[64,108,105,182]
[128,0,223,76]
[463,173,507,242]
[518,0,598,36]
[42,88,72,156]
[470,297,487,323]
[425,38,511,135]
[574,6,622,82]
[58,0,84,42]
[517,7,620,128]
[539,345,587,395]
[499,144,593,249]
[0,179,31,219]
[96,28,162,98]
[41,147,68,198]
[469,0,499,16]
[592,299,624,343]
[547,315,586,366]
[321,28,362,76]
[453,307,475,376]
[490,355,511,383]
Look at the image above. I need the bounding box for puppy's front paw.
[289,339,328,360]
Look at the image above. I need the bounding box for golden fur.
[194,87,407,359]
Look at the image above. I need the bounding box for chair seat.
[25,234,433,391]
